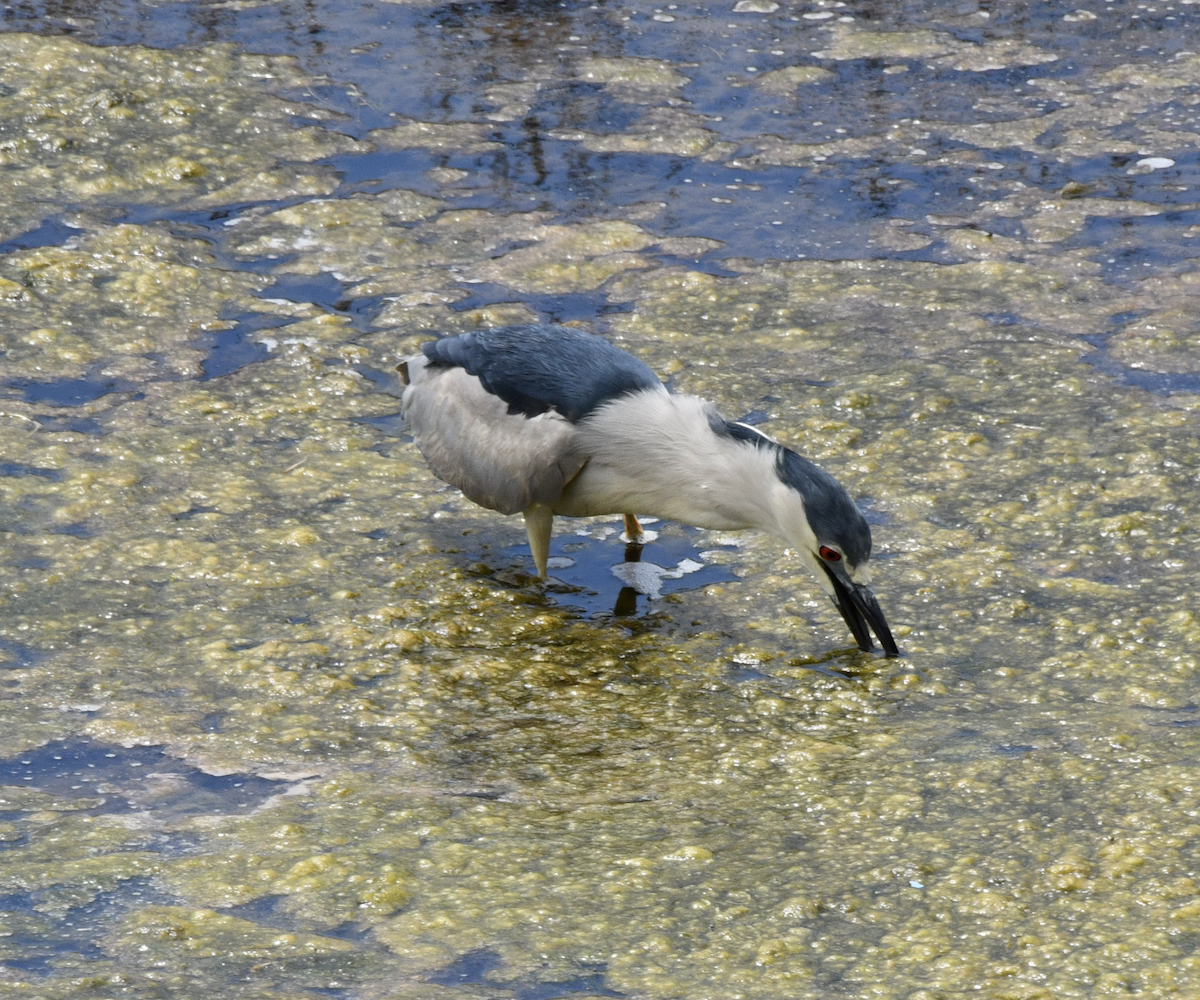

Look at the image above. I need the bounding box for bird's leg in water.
[613,522,645,617]
[613,586,639,617]
[613,537,642,617]
[523,504,553,579]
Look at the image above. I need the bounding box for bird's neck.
[559,390,808,538]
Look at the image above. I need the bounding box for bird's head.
[776,449,899,657]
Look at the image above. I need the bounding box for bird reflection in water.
[612,513,645,617]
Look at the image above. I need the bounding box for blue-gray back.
[422,325,663,422]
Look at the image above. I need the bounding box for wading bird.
[399,324,898,656]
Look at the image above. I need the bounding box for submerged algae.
[809,27,1059,72]
[2,10,1200,1000]
[1108,270,1200,373]
[0,224,272,385]
[575,56,694,105]
[550,108,738,161]
[0,34,366,241]
[224,194,676,315]
[4,218,1200,996]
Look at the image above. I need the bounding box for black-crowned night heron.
[399,323,898,656]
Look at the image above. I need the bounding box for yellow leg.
[523,504,554,579]
[623,513,643,541]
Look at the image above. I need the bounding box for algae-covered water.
[2,1,1200,997]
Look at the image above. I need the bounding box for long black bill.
[822,564,900,657]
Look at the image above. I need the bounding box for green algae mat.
[2,4,1200,998]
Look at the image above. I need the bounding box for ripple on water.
[0,740,290,818]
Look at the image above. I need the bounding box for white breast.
[556,390,809,539]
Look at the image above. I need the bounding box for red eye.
[819,546,841,562]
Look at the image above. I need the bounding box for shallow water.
[2,1,1200,997]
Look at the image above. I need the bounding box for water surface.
[1,2,1200,997]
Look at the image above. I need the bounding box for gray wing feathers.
[421,324,664,422]
[402,356,583,515]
